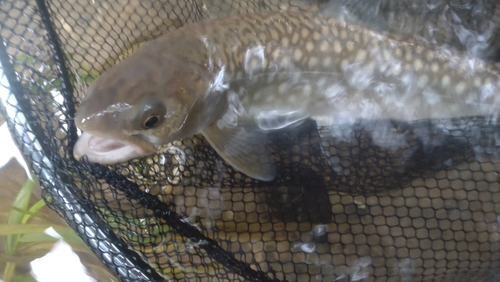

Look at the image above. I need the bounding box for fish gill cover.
[1,0,500,281]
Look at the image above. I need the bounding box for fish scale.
[74,10,500,181]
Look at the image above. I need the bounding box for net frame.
[1,0,500,281]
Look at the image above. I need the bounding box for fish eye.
[143,115,160,129]
[139,102,166,129]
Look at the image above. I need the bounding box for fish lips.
[73,132,157,164]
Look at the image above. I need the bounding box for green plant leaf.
[21,199,46,224]
[6,174,37,254]
[17,241,91,256]
[18,229,85,245]
[0,253,43,265]
[12,273,37,282]
[0,224,74,236]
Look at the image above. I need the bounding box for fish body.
[74,10,500,181]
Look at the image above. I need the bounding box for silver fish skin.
[73,11,500,181]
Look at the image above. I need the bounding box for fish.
[73,9,500,182]
[323,0,500,62]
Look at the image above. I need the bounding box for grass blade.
[6,175,36,253]
[21,198,46,224]
[0,224,74,236]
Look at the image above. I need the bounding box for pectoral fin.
[202,123,276,181]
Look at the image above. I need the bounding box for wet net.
[1,0,500,281]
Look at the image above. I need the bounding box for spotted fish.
[73,10,500,181]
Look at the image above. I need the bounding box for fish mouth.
[73,132,156,165]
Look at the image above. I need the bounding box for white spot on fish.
[302,84,312,97]
[306,41,314,52]
[255,92,265,103]
[321,26,329,36]
[441,75,451,88]
[413,59,423,72]
[400,72,414,90]
[270,28,279,41]
[426,51,434,61]
[279,57,292,69]
[353,33,360,43]
[364,62,375,73]
[422,87,441,105]
[313,31,321,41]
[334,41,342,54]
[431,62,439,73]
[265,41,274,53]
[405,50,413,61]
[473,77,482,87]
[265,94,274,103]
[243,46,266,78]
[320,41,329,52]
[417,75,429,87]
[291,72,302,83]
[331,26,338,36]
[370,42,380,53]
[294,49,303,61]
[301,28,309,39]
[455,82,467,95]
[323,57,332,68]
[340,29,347,39]
[292,32,299,44]
[282,37,289,48]
[278,82,288,94]
[341,59,350,70]
[272,48,281,61]
[355,50,367,62]
[346,41,354,52]
[381,49,392,61]
[316,77,328,89]
[395,48,402,58]
[308,57,318,68]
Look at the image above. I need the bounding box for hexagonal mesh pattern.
[1,0,500,281]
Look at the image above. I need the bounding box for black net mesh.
[1,0,500,281]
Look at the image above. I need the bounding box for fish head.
[74,50,210,164]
